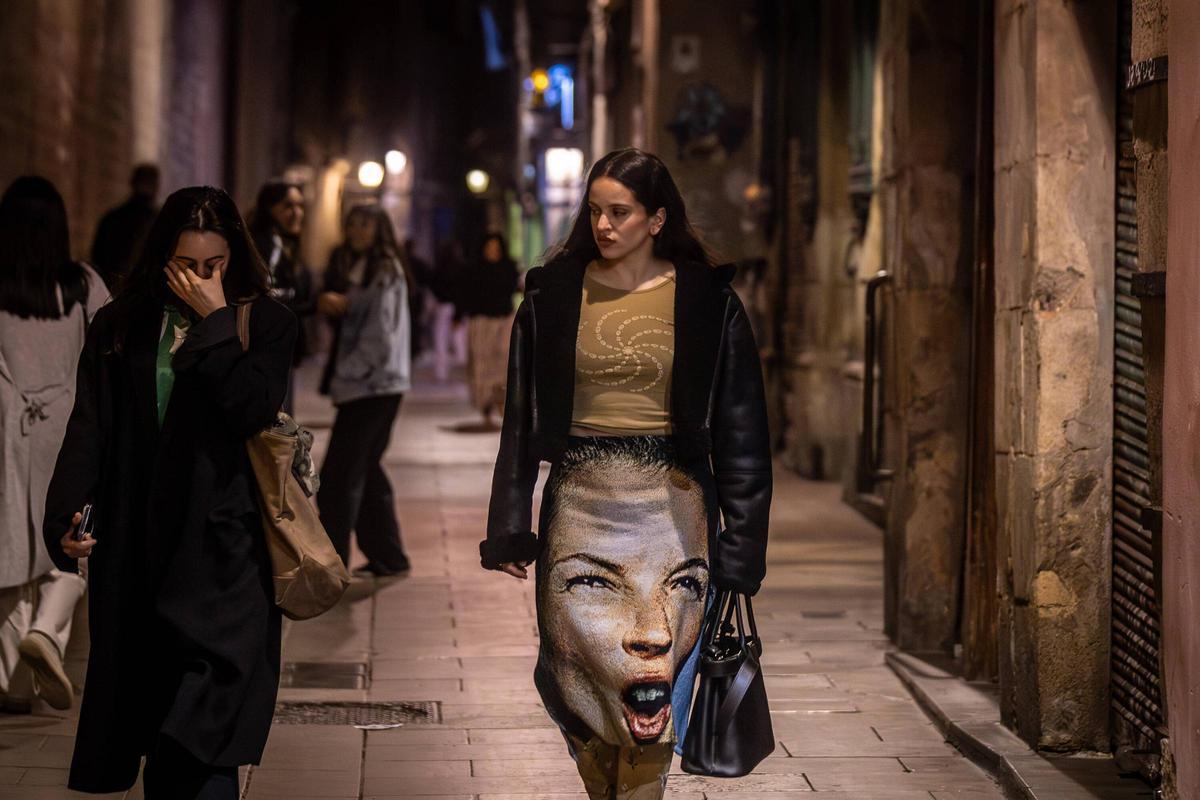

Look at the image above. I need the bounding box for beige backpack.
[237,303,350,620]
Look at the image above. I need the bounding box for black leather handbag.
[680,590,774,776]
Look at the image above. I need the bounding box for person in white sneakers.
[0,177,106,713]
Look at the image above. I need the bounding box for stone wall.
[0,0,235,257]
[993,0,1115,751]
[780,0,862,481]
[876,0,975,652]
[0,1,141,256]
[1163,2,1200,794]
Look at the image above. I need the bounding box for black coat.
[480,256,773,595]
[253,230,315,363]
[43,296,296,793]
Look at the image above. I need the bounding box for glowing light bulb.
[385,150,408,174]
[357,161,384,188]
[466,170,491,194]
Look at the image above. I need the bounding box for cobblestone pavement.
[0,366,1005,799]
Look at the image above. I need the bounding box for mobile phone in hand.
[76,503,95,542]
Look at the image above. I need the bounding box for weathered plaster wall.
[1132,0,1168,278]
[0,0,142,255]
[783,0,860,481]
[1163,2,1200,794]
[993,0,1114,751]
[655,0,763,262]
[0,0,233,255]
[229,0,295,212]
[877,0,975,652]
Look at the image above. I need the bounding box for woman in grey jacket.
[0,177,108,714]
[317,204,412,576]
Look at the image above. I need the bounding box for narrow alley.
[4,2,1200,798]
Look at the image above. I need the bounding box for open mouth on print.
[621,680,672,744]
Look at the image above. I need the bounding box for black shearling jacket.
[480,255,773,595]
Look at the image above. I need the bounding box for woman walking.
[0,177,107,714]
[462,233,519,429]
[250,181,315,414]
[317,204,412,577]
[43,186,296,798]
[481,149,772,798]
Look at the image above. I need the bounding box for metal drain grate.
[273,701,439,726]
[280,661,369,689]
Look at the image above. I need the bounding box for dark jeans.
[317,394,408,570]
[143,737,238,800]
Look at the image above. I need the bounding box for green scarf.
[155,308,190,427]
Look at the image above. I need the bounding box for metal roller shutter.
[1110,0,1163,770]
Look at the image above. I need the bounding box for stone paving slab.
[886,651,1153,799]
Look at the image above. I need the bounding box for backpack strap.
[236,303,251,352]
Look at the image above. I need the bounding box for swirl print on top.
[571,272,676,436]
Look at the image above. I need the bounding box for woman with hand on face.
[481,149,772,798]
[316,204,412,578]
[42,186,296,799]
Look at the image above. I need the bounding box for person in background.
[0,177,107,715]
[90,163,160,290]
[249,181,315,414]
[403,238,432,360]
[44,186,295,797]
[317,204,412,577]
[461,233,519,429]
[429,239,468,382]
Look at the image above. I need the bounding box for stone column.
[877,0,975,652]
[993,0,1115,750]
[1163,2,1200,795]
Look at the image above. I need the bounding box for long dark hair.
[249,181,301,240]
[110,186,269,345]
[249,181,305,289]
[0,176,89,319]
[327,204,411,292]
[545,148,714,267]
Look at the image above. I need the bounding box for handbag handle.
[714,645,761,733]
[705,591,761,651]
[706,591,765,733]
[705,590,743,650]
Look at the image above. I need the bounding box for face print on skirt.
[536,437,711,747]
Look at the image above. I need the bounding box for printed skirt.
[533,435,718,755]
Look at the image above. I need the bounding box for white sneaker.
[17,631,73,710]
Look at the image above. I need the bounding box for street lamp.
[545,148,584,187]
[385,150,408,175]
[357,161,384,188]
[466,169,491,194]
